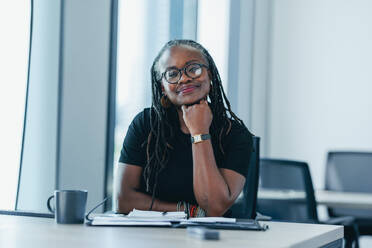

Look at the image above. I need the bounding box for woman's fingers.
[199,99,207,105]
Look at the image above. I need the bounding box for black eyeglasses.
[161,63,208,84]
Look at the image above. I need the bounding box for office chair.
[326,151,372,237]
[230,136,260,219]
[257,159,359,248]
[257,159,317,222]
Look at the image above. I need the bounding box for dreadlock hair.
[145,39,245,210]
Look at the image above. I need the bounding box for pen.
[162,211,167,216]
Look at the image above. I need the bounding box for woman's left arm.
[192,140,246,216]
[182,101,246,216]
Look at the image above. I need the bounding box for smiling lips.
[177,85,200,94]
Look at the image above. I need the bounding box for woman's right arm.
[116,163,177,214]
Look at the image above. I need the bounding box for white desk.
[258,189,372,210]
[0,215,343,248]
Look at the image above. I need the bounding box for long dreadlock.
[144,39,245,209]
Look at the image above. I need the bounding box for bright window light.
[113,0,171,203]
[0,1,31,209]
[197,0,230,92]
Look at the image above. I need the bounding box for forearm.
[117,188,177,214]
[192,140,234,216]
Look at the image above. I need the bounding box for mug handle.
[47,195,55,213]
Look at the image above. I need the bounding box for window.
[113,0,172,204]
[197,0,230,91]
[0,1,31,209]
[113,0,198,205]
[114,0,171,169]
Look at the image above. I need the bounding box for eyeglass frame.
[160,63,209,84]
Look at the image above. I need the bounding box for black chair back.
[326,151,372,235]
[230,136,260,219]
[257,159,318,223]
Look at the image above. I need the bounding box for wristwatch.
[191,134,211,144]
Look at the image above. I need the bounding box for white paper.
[182,217,236,223]
[127,209,187,220]
[90,211,235,226]
[90,209,187,226]
[91,219,172,226]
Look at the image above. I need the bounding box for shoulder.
[133,107,152,122]
[130,107,153,132]
[222,119,253,148]
[228,119,253,139]
[218,119,254,176]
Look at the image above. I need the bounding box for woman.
[117,39,253,217]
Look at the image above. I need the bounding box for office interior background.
[1,0,372,245]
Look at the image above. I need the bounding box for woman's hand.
[181,100,212,135]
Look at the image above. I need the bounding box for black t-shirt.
[119,108,253,205]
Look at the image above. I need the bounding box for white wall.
[267,0,372,188]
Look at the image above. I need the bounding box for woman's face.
[158,45,211,107]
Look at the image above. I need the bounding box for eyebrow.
[165,60,201,70]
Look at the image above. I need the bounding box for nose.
[178,70,192,84]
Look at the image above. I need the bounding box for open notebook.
[88,209,268,231]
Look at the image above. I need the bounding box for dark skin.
[117,46,245,216]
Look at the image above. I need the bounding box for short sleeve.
[118,109,151,167]
[220,121,253,177]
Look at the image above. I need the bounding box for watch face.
[191,134,210,144]
[195,135,202,142]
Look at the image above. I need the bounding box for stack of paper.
[88,211,268,230]
[127,209,187,220]
[90,209,187,226]
[89,209,239,227]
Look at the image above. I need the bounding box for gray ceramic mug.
[47,190,88,224]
